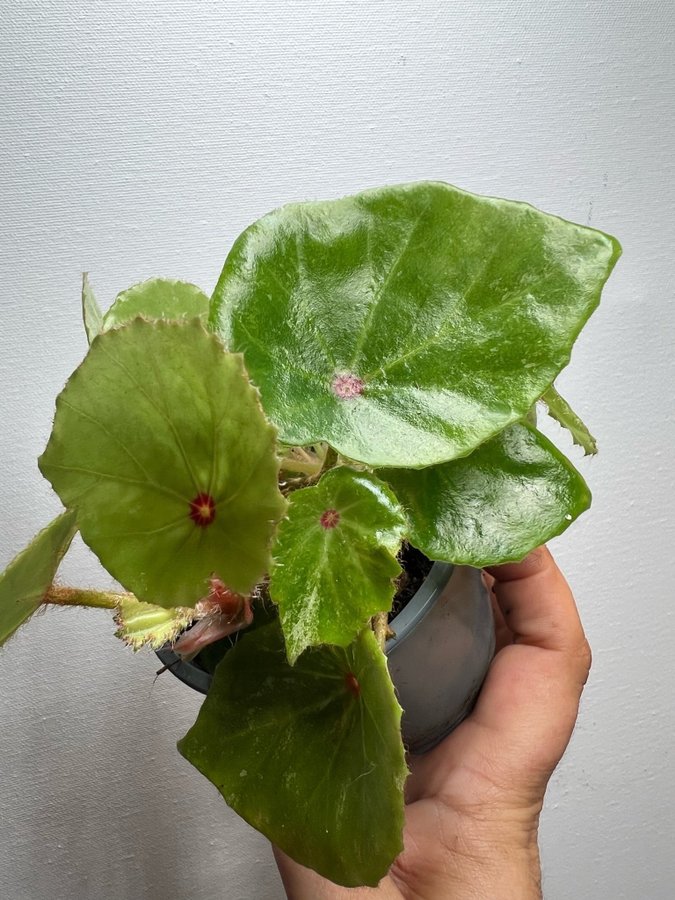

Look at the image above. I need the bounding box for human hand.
[273,545,592,899]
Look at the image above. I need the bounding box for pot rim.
[155,560,455,694]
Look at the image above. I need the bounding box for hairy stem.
[43,585,127,610]
[372,612,389,651]
[279,445,326,477]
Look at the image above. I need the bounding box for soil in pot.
[390,542,433,620]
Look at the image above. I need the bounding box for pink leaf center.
[320,508,340,529]
[332,372,364,399]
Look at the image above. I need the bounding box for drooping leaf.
[178,620,407,888]
[81,273,103,344]
[0,510,78,646]
[39,319,287,607]
[379,421,591,566]
[114,595,197,650]
[102,278,209,330]
[269,467,406,663]
[541,385,598,455]
[211,181,621,468]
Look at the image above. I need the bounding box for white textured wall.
[1,2,673,898]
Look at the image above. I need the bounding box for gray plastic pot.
[156,563,495,754]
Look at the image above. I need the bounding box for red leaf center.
[189,492,216,527]
[345,672,361,698]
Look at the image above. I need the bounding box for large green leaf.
[178,621,407,887]
[269,467,405,663]
[102,278,209,330]
[380,421,591,566]
[0,511,78,646]
[39,320,286,606]
[211,181,621,467]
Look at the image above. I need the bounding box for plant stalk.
[322,445,339,471]
[372,612,390,651]
[43,585,126,610]
[279,446,326,477]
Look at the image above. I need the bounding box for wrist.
[453,809,542,899]
[389,807,542,900]
[446,842,542,899]
[390,843,542,900]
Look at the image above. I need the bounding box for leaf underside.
[269,467,406,663]
[39,319,287,607]
[0,511,78,646]
[380,421,591,566]
[211,180,621,467]
[178,621,407,887]
[541,385,598,455]
[101,278,210,330]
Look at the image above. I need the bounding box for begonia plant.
[0,182,620,886]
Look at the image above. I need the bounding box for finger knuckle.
[575,638,593,683]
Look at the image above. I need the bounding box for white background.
[1,2,673,898]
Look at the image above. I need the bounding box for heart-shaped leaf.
[39,320,287,606]
[102,278,209,330]
[0,510,78,646]
[211,181,621,467]
[380,421,591,566]
[178,620,407,888]
[269,467,406,663]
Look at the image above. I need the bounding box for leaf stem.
[43,585,126,610]
[279,445,326,477]
[322,445,338,472]
[372,612,390,651]
[523,404,538,427]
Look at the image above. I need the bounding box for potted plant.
[0,181,620,888]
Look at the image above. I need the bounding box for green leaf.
[211,181,621,468]
[178,621,407,888]
[114,596,197,650]
[102,278,209,330]
[379,421,591,566]
[81,273,103,344]
[39,319,287,606]
[0,511,78,646]
[269,467,405,663]
[541,385,598,455]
